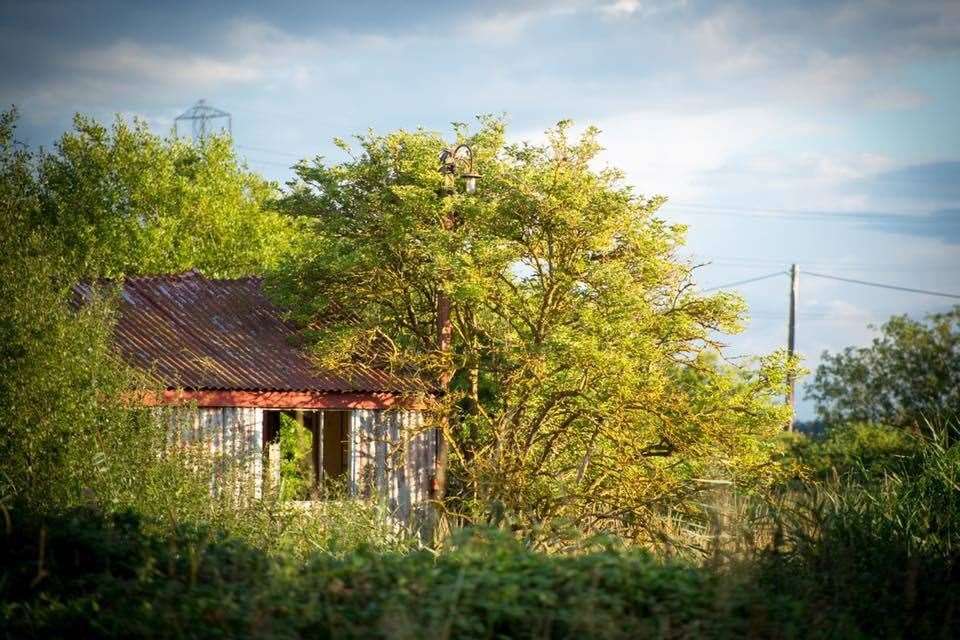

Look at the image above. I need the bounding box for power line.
[691,254,960,273]
[671,202,835,216]
[751,312,851,319]
[665,205,952,233]
[751,306,914,317]
[804,271,960,299]
[236,144,309,159]
[667,201,939,221]
[703,259,960,274]
[702,271,786,292]
[702,268,960,299]
[241,157,298,169]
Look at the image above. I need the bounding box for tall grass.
[2,423,955,638]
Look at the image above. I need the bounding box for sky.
[2,0,959,420]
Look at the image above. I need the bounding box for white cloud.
[510,107,918,216]
[459,3,582,42]
[600,0,642,15]
[13,17,405,121]
[65,40,262,87]
[598,0,688,18]
[584,107,809,200]
[675,2,955,110]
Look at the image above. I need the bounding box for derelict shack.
[74,271,434,521]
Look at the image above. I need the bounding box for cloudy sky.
[3,0,959,419]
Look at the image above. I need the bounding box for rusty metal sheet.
[74,271,412,394]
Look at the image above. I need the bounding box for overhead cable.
[702,272,787,292]
[804,271,960,299]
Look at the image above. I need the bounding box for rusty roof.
[73,271,413,394]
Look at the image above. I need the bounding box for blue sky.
[3,0,959,419]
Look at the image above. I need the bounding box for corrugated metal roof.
[73,271,413,394]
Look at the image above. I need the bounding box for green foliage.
[758,426,959,638]
[0,109,413,560]
[0,508,710,639]
[278,414,314,501]
[4,454,958,640]
[1,107,956,638]
[807,307,960,430]
[32,112,301,278]
[0,109,156,511]
[271,117,793,541]
[0,110,389,578]
[786,422,917,480]
[799,424,958,558]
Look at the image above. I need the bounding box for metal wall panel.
[163,406,430,517]
[164,406,264,498]
[351,409,435,525]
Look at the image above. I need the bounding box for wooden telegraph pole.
[433,144,481,502]
[434,207,454,502]
[786,263,799,431]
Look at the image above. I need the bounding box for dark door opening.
[263,410,349,498]
[322,410,349,481]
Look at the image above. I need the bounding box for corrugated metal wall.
[351,409,436,525]
[163,407,264,498]
[161,406,433,520]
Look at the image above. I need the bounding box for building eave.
[138,388,430,410]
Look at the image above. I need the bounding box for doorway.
[262,410,350,498]
[321,411,349,481]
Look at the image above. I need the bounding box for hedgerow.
[3,479,956,640]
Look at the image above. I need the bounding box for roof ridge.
[122,270,262,284]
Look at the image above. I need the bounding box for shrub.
[755,425,959,637]
[3,470,957,640]
[786,422,917,480]
[278,413,314,501]
[1,507,724,639]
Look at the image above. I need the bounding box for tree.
[0,110,158,509]
[32,114,300,278]
[807,308,960,430]
[271,118,792,541]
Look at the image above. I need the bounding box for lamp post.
[433,143,480,502]
[438,144,481,195]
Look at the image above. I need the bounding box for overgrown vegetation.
[0,107,424,559]
[0,109,154,512]
[3,427,957,638]
[32,112,301,279]
[1,108,957,638]
[278,414,315,501]
[807,307,959,431]
[271,118,795,542]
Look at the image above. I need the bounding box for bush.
[1,507,725,639]
[755,425,959,638]
[786,422,917,480]
[278,414,314,501]
[3,471,957,640]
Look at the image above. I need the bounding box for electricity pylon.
[174,99,231,142]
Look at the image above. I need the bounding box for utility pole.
[434,189,454,503]
[786,263,799,431]
[433,144,481,503]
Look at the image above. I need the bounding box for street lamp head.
[438,143,481,193]
[463,172,481,194]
